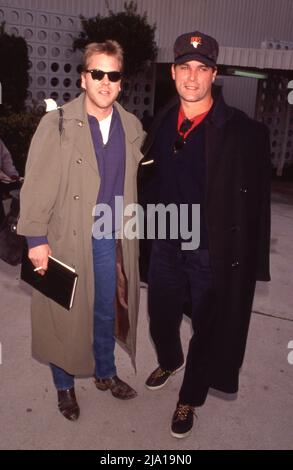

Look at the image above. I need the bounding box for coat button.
[78,121,84,127]
[76,158,82,164]
[73,230,77,235]
[240,187,248,193]
[232,261,240,267]
[73,195,80,200]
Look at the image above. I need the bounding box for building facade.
[1,0,293,171]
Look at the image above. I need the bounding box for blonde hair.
[82,40,124,71]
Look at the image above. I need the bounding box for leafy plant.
[0,111,43,175]
[0,22,30,114]
[73,1,158,78]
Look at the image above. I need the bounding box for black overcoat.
[139,87,271,393]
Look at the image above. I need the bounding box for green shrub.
[0,112,43,176]
[73,1,157,78]
[0,24,30,113]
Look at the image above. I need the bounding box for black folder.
[21,254,78,310]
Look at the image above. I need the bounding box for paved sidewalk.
[0,187,292,450]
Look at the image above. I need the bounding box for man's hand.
[28,244,51,276]
[10,174,19,181]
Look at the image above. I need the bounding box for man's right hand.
[28,244,51,276]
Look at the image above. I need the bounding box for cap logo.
[190,36,202,48]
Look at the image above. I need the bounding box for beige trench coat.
[18,93,144,375]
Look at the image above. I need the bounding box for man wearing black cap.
[142,31,271,438]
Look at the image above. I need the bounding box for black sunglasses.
[85,69,122,82]
[173,118,192,154]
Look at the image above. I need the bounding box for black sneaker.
[145,363,185,390]
[170,402,195,438]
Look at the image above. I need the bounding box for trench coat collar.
[62,92,140,144]
[61,93,140,175]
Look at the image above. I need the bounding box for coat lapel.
[114,102,143,209]
[62,93,99,175]
[205,120,225,207]
[75,120,99,175]
[205,87,234,206]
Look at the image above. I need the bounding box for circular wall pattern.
[10,10,19,23]
[24,29,33,39]
[38,30,47,41]
[37,61,47,71]
[51,77,59,87]
[52,32,61,42]
[51,62,59,72]
[37,90,46,100]
[39,15,48,25]
[38,46,47,56]
[2,6,155,116]
[63,78,71,87]
[65,33,73,43]
[24,12,34,24]
[63,92,71,102]
[37,76,46,86]
[54,17,62,27]
[51,47,60,57]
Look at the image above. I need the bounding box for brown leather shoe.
[57,387,80,421]
[94,375,137,400]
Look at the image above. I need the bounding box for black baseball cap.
[174,31,219,67]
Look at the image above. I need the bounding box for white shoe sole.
[145,362,185,391]
[170,428,192,439]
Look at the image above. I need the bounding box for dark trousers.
[148,240,216,407]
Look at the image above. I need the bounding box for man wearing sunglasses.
[18,41,144,420]
[142,31,271,438]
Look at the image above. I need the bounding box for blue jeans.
[50,236,117,390]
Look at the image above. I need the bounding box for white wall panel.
[218,75,258,118]
[1,0,293,114]
[1,0,293,49]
